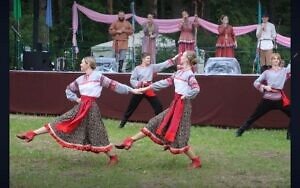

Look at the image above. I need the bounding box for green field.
[10,114,290,188]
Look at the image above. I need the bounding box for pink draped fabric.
[72,2,290,53]
[72,3,79,53]
[75,3,132,24]
[135,15,182,33]
[276,34,291,48]
[72,2,132,53]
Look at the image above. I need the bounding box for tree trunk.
[153,0,158,17]
[147,0,158,17]
[159,0,165,18]
[38,0,47,49]
[53,0,64,51]
[107,0,113,14]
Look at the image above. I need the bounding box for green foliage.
[235,35,258,74]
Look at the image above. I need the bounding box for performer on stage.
[119,52,179,128]
[256,13,277,72]
[109,11,133,72]
[215,15,237,57]
[177,10,200,67]
[16,56,141,166]
[116,50,202,169]
[235,53,291,139]
[142,13,159,64]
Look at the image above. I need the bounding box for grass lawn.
[10,114,290,188]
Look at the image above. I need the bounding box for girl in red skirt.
[16,56,141,166]
[215,15,237,57]
[115,50,201,169]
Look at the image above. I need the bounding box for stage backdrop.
[9,71,290,129]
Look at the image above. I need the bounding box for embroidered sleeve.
[186,75,200,99]
[65,81,79,101]
[151,74,174,91]
[153,59,174,72]
[253,72,267,93]
[100,74,131,94]
[130,68,141,88]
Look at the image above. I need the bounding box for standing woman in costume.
[177,10,200,66]
[142,13,159,64]
[119,52,179,128]
[215,15,237,57]
[235,53,291,139]
[116,51,202,169]
[16,56,141,166]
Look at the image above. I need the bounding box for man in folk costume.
[256,13,277,72]
[16,56,141,166]
[109,11,133,72]
[116,51,202,169]
[119,52,179,128]
[236,53,291,139]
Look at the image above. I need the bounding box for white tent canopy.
[91,30,176,57]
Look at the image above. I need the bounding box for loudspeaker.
[23,51,52,71]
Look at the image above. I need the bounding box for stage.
[9,70,290,129]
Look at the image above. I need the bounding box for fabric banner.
[46,0,53,27]
[72,2,291,53]
[13,0,22,21]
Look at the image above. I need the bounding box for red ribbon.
[271,88,290,107]
[56,96,95,133]
[145,89,156,97]
[156,93,184,142]
[280,90,290,107]
[143,81,156,97]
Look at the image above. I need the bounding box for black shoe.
[119,121,126,128]
[235,129,244,137]
[286,132,290,140]
[118,61,124,73]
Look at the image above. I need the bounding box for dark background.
[2,0,299,187]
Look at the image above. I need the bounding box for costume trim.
[45,124,113,153]
[141,127,190,155]
[156,93,184,142]
[55,96,95,133]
